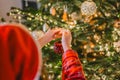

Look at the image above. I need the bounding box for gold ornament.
[70,12,81,20]
[99,51,105,55]
[93,53,97,57]
[114,20,120,28]
[62,6,68,21]
[83,44,87,49]
[50,6,56,16]
[81,0,97,16]
[89,42,95,48]
[93,34,101,42]
[98,68,104,73]
[97,23,106,31]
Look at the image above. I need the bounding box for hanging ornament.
[62,5,68,21]
[89,42,95,48]
[93,34,101,42]
[25,0,28,7]
[81,0,97,16]
[43,23,50,32]
[114,20,120,28]
[50,6,56,16]
[89,18,96,25]
[70,12,81,20]
[97,23,106,31]
[31,30,44,40]
[53,41,63,54]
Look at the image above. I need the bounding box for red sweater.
[62,50,86,80]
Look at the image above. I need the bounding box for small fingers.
[53,28,63,38]
[62,29,70,34]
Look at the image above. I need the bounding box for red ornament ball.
[53,41,63,54]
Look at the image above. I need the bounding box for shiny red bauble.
[53,41,63,54]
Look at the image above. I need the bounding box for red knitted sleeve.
[62,50,86,80]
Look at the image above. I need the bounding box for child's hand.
[45,28,62,41]
[38,28,62,49]
[61,30,72,52]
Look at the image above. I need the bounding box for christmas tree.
[4,0,120,80]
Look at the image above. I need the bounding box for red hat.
[0,23,42,80]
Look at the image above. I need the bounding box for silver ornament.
[81,0,97,16]
[43,23,50,32]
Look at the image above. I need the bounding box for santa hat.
[0,23,42,80]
